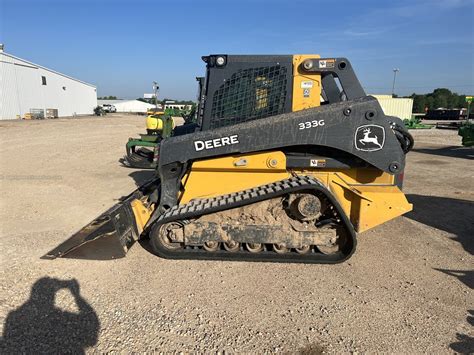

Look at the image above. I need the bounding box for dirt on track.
[0,115,472,353]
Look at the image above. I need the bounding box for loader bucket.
[43,179,159,260]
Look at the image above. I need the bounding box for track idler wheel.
[154,222,184,251]
[246,243,264,253]
[203,241,220,252]
[295,245,311,254]
[223,241,240,252]
[273,244,289,254]
[289,193,324,221]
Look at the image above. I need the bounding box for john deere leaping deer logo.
[360,128,382,147]
[355,125,385,151]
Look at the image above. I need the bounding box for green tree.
[446,94,458,109]
[457,95,467,109]
[406,88,470,112]
[412,94,426,113]
[432,88,452,97]
[425,96,434,110]
[433,95,448,108]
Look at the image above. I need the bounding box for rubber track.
[150,176,357,264]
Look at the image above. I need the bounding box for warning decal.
[301,81,314,89]
[318,59,336,69]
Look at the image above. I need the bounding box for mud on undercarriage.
[149,176,356,264]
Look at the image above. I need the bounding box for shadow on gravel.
[129,170,156,187]
[0,277,99,354]
[411,145,473,160]
[435,269,474,290]
[405,194,474,255]
[449,310,474,353]
[435,267,473,352]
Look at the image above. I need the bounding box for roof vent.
[0,44,4,52]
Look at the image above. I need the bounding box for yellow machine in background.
[146,111,176,132]
[122,111,176,169]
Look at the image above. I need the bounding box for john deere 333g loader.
[45,54,414,263]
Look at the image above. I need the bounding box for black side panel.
[160,96,405,171]
[157,96,407,209]
[300,57,366,101]
[201,55,293,131]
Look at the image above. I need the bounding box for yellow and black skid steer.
[45,54,414,263]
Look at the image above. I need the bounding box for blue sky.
[1,0,473,100]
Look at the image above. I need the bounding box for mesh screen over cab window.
[209,65,288,129]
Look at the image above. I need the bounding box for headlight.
[216,56,226,66]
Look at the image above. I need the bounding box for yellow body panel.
[292,54,322,112]
[327,172,412,232]
[350,185,412,233]
[179,151,412,233]
[180,151,291,203]
[131,198,154,234]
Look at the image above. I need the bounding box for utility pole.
[153,81,159,109]
[392,68,399,97]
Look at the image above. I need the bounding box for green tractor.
[121,112,174,169]
[121,107,199,169]
[458,121,474,147]
[122,78,203,169]
[403,116,431,129]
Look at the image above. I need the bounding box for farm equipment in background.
[147,107,162,116]
[121,111,174,169]
[425,108,467,120]
[435,121,464,130]
[403,116,431,129]
[424,107,469,130]
[93,106,106,116]
[458,121,474,147]
[45,54,414,264]
[121,106,200,169]
[459,96,473,145]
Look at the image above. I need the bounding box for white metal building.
[98,99,155,113]
[0,49,97,120]
[371,95,414,120]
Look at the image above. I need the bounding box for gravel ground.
[0,115,472,353]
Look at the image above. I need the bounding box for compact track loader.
[45,54,414,263]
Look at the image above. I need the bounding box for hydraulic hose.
[393,124,414,154]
